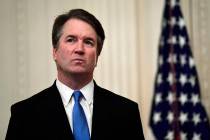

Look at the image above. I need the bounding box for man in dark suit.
[6,9,145,140]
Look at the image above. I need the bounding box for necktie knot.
[73,91,83,102]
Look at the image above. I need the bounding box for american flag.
[149,0,210,140]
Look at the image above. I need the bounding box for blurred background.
[0,0,210,139]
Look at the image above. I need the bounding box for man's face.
[53,18,98,77]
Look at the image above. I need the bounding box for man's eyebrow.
[66,34,76,38]
[84,37,95,41]
[65,34,96,42]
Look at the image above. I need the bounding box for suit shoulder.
[96,85,138,107]
[11,84,55,113]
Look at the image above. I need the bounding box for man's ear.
[53,48,57,61]
[95,56,98,67]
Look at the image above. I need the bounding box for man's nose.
[75,41,85,55]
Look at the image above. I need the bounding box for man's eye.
[67,37,76,43]
[84,40,94,46]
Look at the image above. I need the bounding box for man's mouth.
[72,58,85,63]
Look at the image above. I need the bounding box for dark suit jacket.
[6,81,144,140]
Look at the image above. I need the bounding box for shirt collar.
[80,80,94,105]
[56,79,94,106]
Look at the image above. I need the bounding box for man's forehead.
[62,19,97,38]
[64,19,94,31]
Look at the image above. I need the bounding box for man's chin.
[63,66,94,76]
[68,69,90,75]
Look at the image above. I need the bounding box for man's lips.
[72,58,85,63]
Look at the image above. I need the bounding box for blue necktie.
[72,91,90,140]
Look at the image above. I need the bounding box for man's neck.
[57,72,93,90]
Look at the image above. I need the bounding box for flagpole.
[168,0,181,139]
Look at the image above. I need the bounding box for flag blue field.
[149,0,210,139]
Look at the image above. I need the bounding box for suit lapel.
[44,82,74,140]
[91,83,110,140]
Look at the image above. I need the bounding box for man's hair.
[52,9,105,56]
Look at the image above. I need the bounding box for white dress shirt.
[56,79,94,135]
